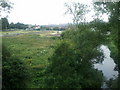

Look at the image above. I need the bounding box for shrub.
[2,45,29,88]
[43,41,103,88]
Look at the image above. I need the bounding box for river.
[93,45,118,88]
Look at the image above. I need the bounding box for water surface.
[94,45,118,80]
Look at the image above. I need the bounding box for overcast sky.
[8,0,97,25]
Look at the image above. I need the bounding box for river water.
[93,45,118,88]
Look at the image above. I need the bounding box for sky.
[7,0,107,25]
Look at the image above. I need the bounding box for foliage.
[89,19,109,35]
[2,31,59,88]
[0,0,13,18]
[65,2,89,24]
[43,41,103,88]
[93,2,119,50]
[41,2,107,88]
[2,45,29,88]
[9,22,28,29]
[93,1,120,88]
[1,17,9,30]
[1,1,119,89]
[0,0,13,11]
[0,0,13,31]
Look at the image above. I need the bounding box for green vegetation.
[1,18,9,30]
[9,22,28,29]
[93,2,119,88]
[2,31,60,88]
[2,45,29,88]
[2,29,104,88]
[1,0,119,89]
[43,41,103,88]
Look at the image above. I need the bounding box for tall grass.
[2,31,60,88]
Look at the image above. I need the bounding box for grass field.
[2,30,62,88]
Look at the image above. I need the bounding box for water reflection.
[94,45,118,80]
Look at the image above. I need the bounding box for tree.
[43,41,103,88]
[0,0,13,17]
[43,2,106,88]
[9,22,28,29]
[93,2,119,48]
[65,2,89,25]
[93,1,120,88]
[1,17,9,30]
[0,0,13,30]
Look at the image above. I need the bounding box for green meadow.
[2,30,61,88]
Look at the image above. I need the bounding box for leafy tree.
[0,0,13,17]
[93,2,119,54]
[93,1,120,88]
[43,2,107,88]
[9,22,14,28]
[42,2,107,88]
[9,22,28,29]
[89,19,109,34]
[43,41,103,88]
[1,17,9,30]
[105,2,120,89]
[65,2,89,25]
[0,0,13,31]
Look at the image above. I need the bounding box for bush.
[43,41,103,88]
[2,45,29,88]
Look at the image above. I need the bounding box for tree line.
[1,18,28,30]
[1,18,66,31]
